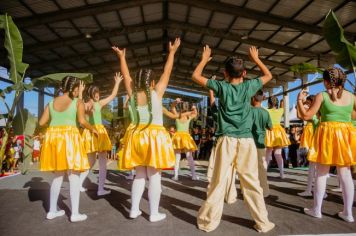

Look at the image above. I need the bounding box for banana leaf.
[33,73,93,88]
[323,10,356,71]
[0,14,29,84]
[289,62,323,75]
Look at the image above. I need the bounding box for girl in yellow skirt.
[165,100,199,181]
[79,73,123,196]
[39,77,98,222]
[265,96,291,178]
[298,67,356,223]
[112,38,180,222]
[297,95,320,197]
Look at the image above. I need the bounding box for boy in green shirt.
[192,45,275,233]
[251,90,273,198]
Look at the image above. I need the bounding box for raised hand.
[114,72,124,84]
[201,45,212,63]
[298,89,308,101]
[79,81,85,99]
[249,46,259,62]
[112,46,126,58]
[169,38,181,53]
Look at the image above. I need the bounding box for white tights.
[131,166,162,216]
[305,162,316,193]
[79,152,108,192]
[173,151,197,179]
[266,148,284,178]
[49,171,82,216]
[312,164,354,218]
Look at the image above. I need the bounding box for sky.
[1,66,355,117]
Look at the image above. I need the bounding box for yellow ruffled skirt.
[300,123,314,149]
[40,126,89,171]
[120,124,175,170]
[82,124,112,153]
[172,131,197,152]
[265,124,291,148]
[308,122,356,166]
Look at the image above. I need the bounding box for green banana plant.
[323,10,356,87]
[289,62,323,76]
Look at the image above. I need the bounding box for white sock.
[147,167,162,216]
[265,148,273,167]
[337,166,354,219]
[274,149,284,177]
[186,152,197,179]
[68,171,81,216]
[98,152,107,192]
[306,162,316,193]
[49,172,64,213]
[131,166,146,213]
[313,164,329,215]
[79,153,96,190]
[173,152,181,178]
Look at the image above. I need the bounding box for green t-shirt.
[207,78,262,138]
[251,107,272,149]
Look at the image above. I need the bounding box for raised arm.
[112,47,133,97]
[189,105,198,119]
[99,72,123,107]
[192,45,212,87]
[155,38,181,97]
[163,107,179,119]
[77,100,98,135]
[78,81,85,100]
[208,75,216,106]
[249,46,272,85]
[297,90,322,120]
[38,105,50,126]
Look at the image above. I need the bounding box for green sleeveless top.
[176,118,191,132]
[320,92,354,122]
[88,102,102,125]
[49,98,77,127]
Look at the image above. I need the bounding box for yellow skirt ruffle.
[300,123,314,149]
[82,124,112,153]
[172,131,197,152]
[120,124,175,170]
[40,126,89,171]
[265,124,291,148]
[308,122,356,166]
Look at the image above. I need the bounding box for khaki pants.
[207,145,237,204]
[257,148,270,197]
[198,136,274,232]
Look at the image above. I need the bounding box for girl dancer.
[298,67,356,222]
[39,77,98,222]
[265,96,290,178]
[297,95,319,197]
[79,73,123,196]
[112,38,180,222]
[170,101,199,181]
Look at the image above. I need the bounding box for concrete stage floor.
[0,161,355,236]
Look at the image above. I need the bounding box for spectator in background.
[32,135,41,163]
[283,127,290,167]
[13,139,22,170]
[288,125,301,168]
[192,126,201,159]
[199,128,209,160]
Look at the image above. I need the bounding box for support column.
[38,88,44,118]
[282,83,290,128]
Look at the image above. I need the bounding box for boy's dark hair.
[224,57,245,78]
[253,90,264,102]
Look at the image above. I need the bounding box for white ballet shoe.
[338,212,354,223]
[331,187,342,193]
[97,189,111,196]
[80,187,87,192]
[149,213,166,222]
[298,191,313,197]
[304,208,322,218]
[125,175,134,180]
[70,214,87,222]
[323,192,328,199]
[129,210,142,219]
[171,176,178,181]
[46,210,65,220]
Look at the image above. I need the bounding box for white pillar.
[283,83,290,128]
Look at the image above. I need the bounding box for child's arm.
[192,45,212,87]
[249,46,272,85]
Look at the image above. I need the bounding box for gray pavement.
[0,161,355,236]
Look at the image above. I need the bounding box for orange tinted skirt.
[172,131,197,152]
[265,124,291,148]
